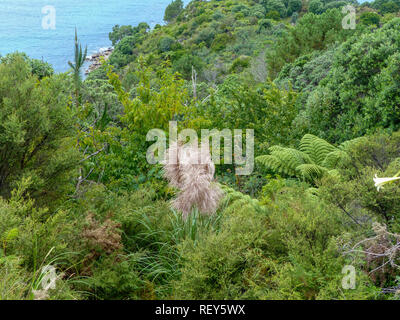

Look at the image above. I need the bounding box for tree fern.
[257,147,313,177]
[297,163,328,181]
[322,150,350,168]
[300,134,336,165]
[256,134,355,183]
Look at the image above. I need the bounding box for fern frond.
[296,163,327,182]
[327,169,341,178]
[257,155,292,175]
[322,150,350,169]
[300,134,337,165]
[268,145,286,152]
[256,147,313,177]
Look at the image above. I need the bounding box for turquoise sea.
[0,0,188,72]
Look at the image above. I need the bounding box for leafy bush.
[195,27,216,47]
[258,18,273,32]
[95,61,194,189]
[229,55,251,73]
[360,11,381,26]
[0,256,30,300]
[0,54,79,204]
[200,75,298,157]
[262,0,287,17]
[173,54,205,79]
[158,36,176,53]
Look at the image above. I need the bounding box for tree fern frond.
[322,150,350,169]
[327,169,341,178]
[268,145,285,152]
[300,134,336,165]
[296,163,327,182]
[257,145,314,177]
[256,155,290,175]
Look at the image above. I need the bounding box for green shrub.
[158,36,176,52]
[211,33,234,51]
[229,55,251,73]
[195,27,216,47]
[256,134,346,183]
[173,54,205,79]
[266,10,281,20]
[258,19,273,33]
[263,189,377,299]
[0,256,30,300]
[172,188,269,299]
[0,54,79,204]
[360,11,381,26]
[262,0,287,17]
[324,1,348,10]
[309,0,324,14]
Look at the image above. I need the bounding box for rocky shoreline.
[85,47,113,74]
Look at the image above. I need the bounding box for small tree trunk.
[192,66,197,99]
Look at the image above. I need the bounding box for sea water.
[0,0,187,72]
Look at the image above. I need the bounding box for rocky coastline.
[85,47,113,74]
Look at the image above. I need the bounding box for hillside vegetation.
[2,0,400,300]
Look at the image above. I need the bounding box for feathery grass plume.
[162,142,223,219]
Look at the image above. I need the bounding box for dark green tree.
[109,25,135,46]
[287,0,302,16]
[164,0,184,23]
[309,0,324,14]
[360,11,381,26]
[261,0,287,17]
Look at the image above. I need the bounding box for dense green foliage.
[3,0,400,300]
[286,19,400,141]
[164,0,184,23]
[0,54,78,205]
